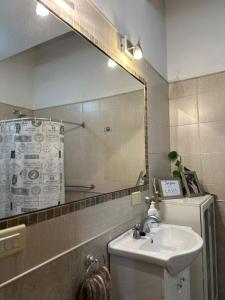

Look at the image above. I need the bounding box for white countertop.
[160,194,213,207]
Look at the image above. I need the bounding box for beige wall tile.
[148,123,170,154]
[197,72,225,94]
[148,70,169,127]
[148,153,171,179]
[36,102,83,120]
[38,90,146,194]
[201,153,225,185]
[0,215,148,300]
[169,95,198,126]
[181,154,202,180]
[82,99,100,113]
[199,121,225,153]
[170,124,200,155]
[82,111,101,133]
[0,193,147,284]
[198,90,225,123]
[169,79,197,99]
[100,90,144,112]
[203,184,225,200]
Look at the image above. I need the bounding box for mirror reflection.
[0,0,146,219]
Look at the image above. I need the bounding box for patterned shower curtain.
[0,119,65,218]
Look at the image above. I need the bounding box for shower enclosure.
[0,118,65,218]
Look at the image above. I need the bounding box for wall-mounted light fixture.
[36,3,50,16]
[120,36,143,60]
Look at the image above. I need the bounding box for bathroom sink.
[108,224,203,276]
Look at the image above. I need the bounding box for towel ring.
[85,254,106,277]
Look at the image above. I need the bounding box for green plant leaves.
[168,150,190,177]
[168,151,178,160]
[172,170,180,177]
[175,160,180,167]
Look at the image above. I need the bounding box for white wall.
[0,49,34,108]
[91,0,167,79]
[0,33,143,109]
[166,0,225,82]
[0,0,70,60]
[33,33,143,108]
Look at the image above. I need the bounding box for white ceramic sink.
[108,224,203,276]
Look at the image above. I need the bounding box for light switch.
[131,191,142,206]
[0,224,26,259]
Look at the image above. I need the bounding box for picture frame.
[158,178,183,199]
[181,171,203,197]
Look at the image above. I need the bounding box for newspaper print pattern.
[0,120,65,218]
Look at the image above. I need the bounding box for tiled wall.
[170,72,225,196]
[35,90,146,198]
[169,71,225,299]
[0,0,170,298]
[148,69,170,180]
[0,193,147,298]
[0,218,141,300]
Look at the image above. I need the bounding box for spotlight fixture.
[133,40,143,60]
[120,36,143,60]
[36,3,50,16]
[107,58,117,69]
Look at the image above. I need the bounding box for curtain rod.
[0,117,85,128]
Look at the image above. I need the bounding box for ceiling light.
[36,3,50,16]
[120,36,143,60]
[108,58,117,68]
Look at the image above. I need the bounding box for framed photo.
[158,179,183,199]
[181,171,203,197]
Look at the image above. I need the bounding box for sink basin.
[108,224,203,275]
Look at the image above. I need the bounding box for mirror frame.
[0,0,149,229]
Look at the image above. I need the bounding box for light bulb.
[36,3,50,16]
[107,58,117,68]
[133,46,143,60]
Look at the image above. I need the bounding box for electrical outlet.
[131,191,142,206]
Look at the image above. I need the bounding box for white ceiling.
[0,0,71,60]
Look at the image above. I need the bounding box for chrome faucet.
[132,224,142,239]
[143,195,161,233]
[132,215,161,239]
[132,196,161,239]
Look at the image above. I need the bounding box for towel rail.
[65,184,95,190]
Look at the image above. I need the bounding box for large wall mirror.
[0,0,146,220]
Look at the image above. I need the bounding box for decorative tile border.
[0,184,149,229]
[144,86,149,177]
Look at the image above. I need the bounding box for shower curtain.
[0,119,65,218]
